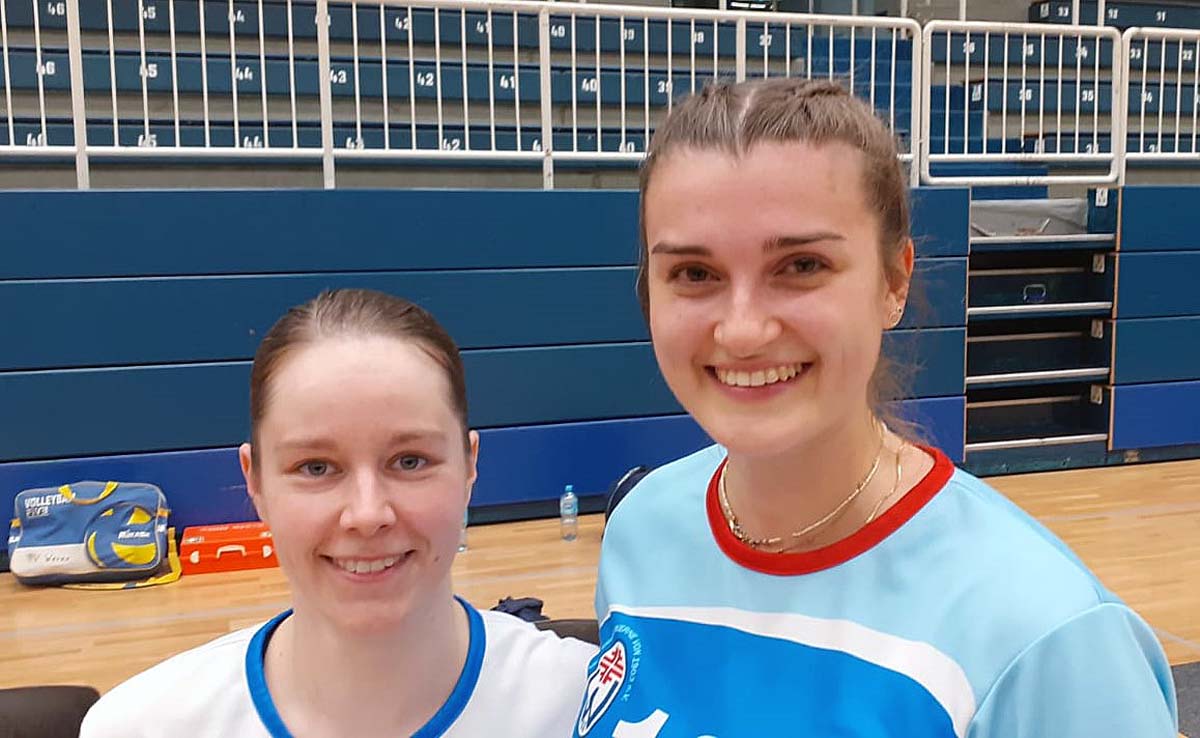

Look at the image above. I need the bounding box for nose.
[340,471,397,537]
[713,288,782,358]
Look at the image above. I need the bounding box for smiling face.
[239,335,478,635]
[644,140,909,459]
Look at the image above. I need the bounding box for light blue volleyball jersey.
[575,445,1178,738]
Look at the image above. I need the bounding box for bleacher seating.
[0,2,916,154]
[1031,0,1200,30]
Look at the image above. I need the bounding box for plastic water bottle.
[559,485,578,541]
[458,507,469,552]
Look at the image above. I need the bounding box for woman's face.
[644,140,909,459]
[239,335,478,634]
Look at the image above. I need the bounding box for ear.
[239,442,269,524]
[886,238,916,325]
[464,430,481,505]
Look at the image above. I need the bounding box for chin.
[700,411,823,460]
[328,600,419,635]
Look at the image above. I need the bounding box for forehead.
[643,140,875,247]
[259,335,457,438]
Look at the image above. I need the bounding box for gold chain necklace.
[717,423,885,551]
[865,443,905,525]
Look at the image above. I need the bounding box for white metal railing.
[921,20,1123,185]
[0,0,919,188]
[1120,26,1200,178]
[322,0,922,188]
[0,1,1198,189]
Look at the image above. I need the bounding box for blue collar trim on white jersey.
[413,596,486,737]
[246,609,294,738]
[245,596,486,738]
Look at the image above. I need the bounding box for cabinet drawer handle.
[1022,283,1048,304]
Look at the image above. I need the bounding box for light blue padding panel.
[1111,381,1200,450]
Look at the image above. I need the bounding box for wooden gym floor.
[2,458,1198,735]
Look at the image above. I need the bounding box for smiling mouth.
[324,551,413,575]
[709,363,811,388]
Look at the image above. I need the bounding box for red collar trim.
[705,445,954,576]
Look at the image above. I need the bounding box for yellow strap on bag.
[62,527,183,591]
[58,481,120,505]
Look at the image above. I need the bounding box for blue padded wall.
[1120,186,1200,251]
[1110,186,1200,454]
[0,330,965,460]
[1116,252,1200,318]
[1112,382,1200,450]
[1,190,641,278]
[2,264,967,371]
[0,187,970,527]
[1114,317,1200,385]
[0,396,965,530]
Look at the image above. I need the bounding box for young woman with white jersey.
[576,78,1177,738]
[82,288,595,738]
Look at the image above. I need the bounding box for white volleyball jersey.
[81,599,596,738]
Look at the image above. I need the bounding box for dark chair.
[604,465,653,529]
[0,685,100,738]
[536,618,601,646]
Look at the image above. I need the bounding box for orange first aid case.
[179,521,278,575]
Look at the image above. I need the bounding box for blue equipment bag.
[8,481,170,585]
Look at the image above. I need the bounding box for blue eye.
[394,455,428,472]
[668,264,717,283]
[299,461,331,477]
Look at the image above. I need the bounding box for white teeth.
[334,556,401,575]
[715,364,804,388]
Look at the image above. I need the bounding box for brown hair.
[637,77,918,428]
[247,288,469,458]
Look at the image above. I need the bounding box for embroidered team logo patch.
[577,639,627,735]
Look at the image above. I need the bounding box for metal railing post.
[735,17,746,81]
[539,10,555,189]
[65,0,90,189]
[316,0,336,188]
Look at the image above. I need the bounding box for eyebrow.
[650,231,845,257]
[274,429,444,453]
